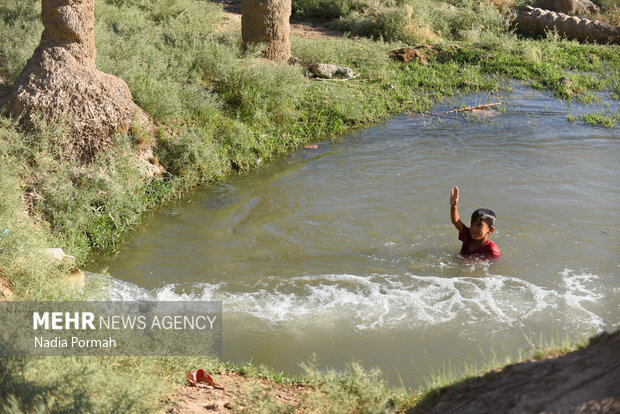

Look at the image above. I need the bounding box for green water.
[91,87,620,387]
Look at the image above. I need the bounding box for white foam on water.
[87,272,153,301]
[560,269,605,331]
[99,268,611,333]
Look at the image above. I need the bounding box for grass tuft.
[581,111,619,128]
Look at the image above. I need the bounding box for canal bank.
[0,0,619,411]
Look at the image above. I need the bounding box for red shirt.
[458,226,501,260]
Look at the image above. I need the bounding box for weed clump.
[293,0,509,44]
[581,111,619,127]
[230,357,409,413]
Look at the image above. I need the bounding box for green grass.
[0,355,226,413]
[291,0,508,44]
[568,111,619,127]
[582,111,619,127]
[222,356,409,413]
[292,0,620,34]
[0,0,619,411]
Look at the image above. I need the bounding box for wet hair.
[471,208,496,228]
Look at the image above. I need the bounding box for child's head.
[470,208,496,240]
[471,208,496,228]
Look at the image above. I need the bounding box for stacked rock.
[515,6,619,44]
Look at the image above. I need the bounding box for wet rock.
[43,248,76,266]
[306,63,354,79]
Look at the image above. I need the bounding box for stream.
[90,86,620,387]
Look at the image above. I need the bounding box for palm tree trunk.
[241,0,292,60]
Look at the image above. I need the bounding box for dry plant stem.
[310,73,361,81]
[417,103,502,120]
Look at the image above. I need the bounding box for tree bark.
[39,0,97,66]
[241,0,292,60]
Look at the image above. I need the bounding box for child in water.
[450,186,501,260]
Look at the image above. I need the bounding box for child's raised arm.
[450,186,464,231]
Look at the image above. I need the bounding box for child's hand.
[450,186,459,207]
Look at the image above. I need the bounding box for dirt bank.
[164,371,310,413]
[415,331,620,414]
[164,332,620,413]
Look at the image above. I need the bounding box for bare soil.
[164,371,311,413]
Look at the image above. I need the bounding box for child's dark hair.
[471,208,496,228]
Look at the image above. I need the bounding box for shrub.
[0,0,41,81]
[292,0,369,19]
[331,0,508,43]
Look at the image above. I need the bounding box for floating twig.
[437,102,503,115]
